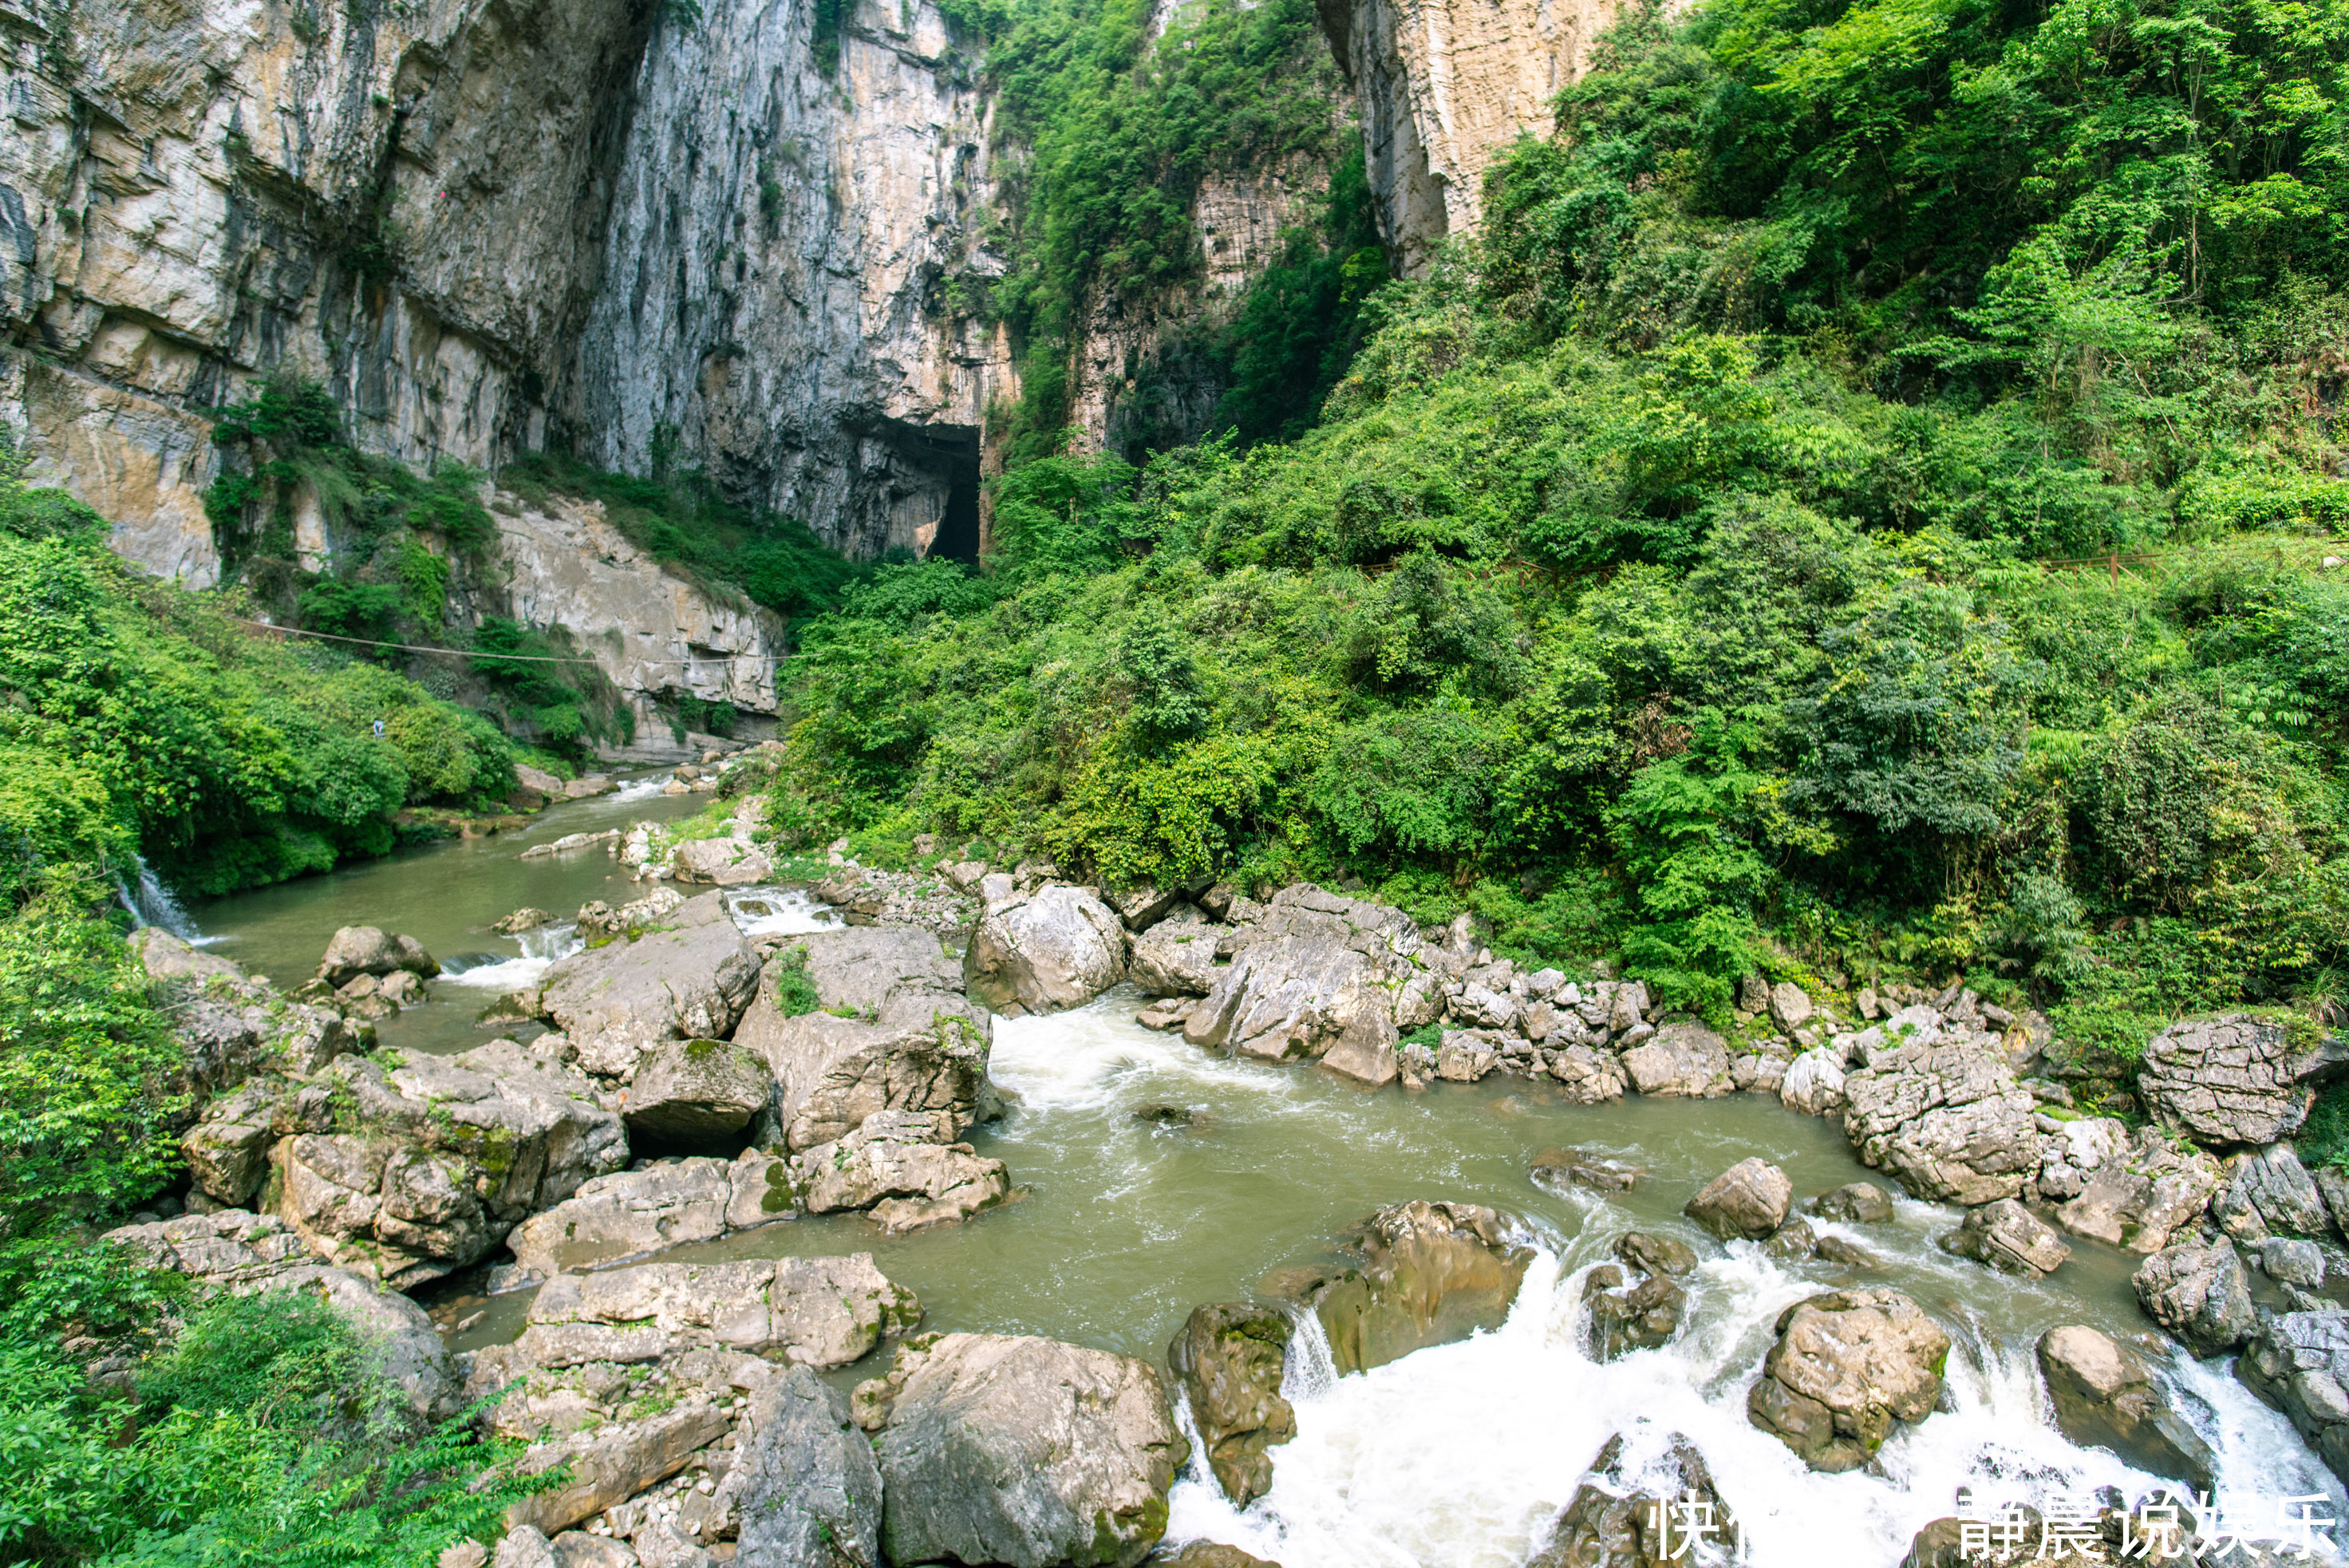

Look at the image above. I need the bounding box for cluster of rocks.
[511,764,618,810]
[292,923,441,1021]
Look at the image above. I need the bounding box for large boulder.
[2214,1142,2331,1239]
[1941,1198,2071,1278]
[1168,1304,1295,1507]
[1779,1047,1847,1118]
[963,883,1128,1013]
[539,893,761,1077]
[2054,1125,2222,1253]
[1684,1158,1792,1241]
[2138,1012,2349,1147]
[671,835,775,887]
[316,926,440,985]
[1527,1432,1737,1568]
[859,1333,1189,1568]
[743,1008,993,1155]
[2236,1309,2349,1487]
[1841,1038,2038,1204]
[1809,1183,1895,1223]
[511,1256,919,1371]
[1182,887,1418,1066]
[1746,1289,1950,1472]
[504,1151,797,1277]
[1130,908,1223,997]
[2134,1242,2256,1357]
[788,1109,1012,1234]
[1309,1200,1533,1375]
[2036,1325,2217,1493]
[1619,1023,1731,1099]
[622,1038,771,1143]
[1546,1045,1628,1104]
[264,1041,628,1289]
[727,1365,883,1568]
[1582,1260,1688,1363]
[102,1208,315,1289]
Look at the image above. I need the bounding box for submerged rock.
[2037,1325,2217,1493]
[1808,1183,1895,1223]
[2137,1013,2349,1147]
[963,883,1129,1013]
[1160,1546,1283,1568]
[1531,1148,1641,1194]
[861,1333,1189,1568]
[1684,1158,1793,1241]
[1168,1303,1296,1506]
[1747,1289,1951,1472]
[1942,1198,2071,1278]
[721,1365,882,1568]
[1582,1262,1688,1362]
[2133,1242,2256,1357]
[1311,1200,1534,1375]
[539,893,760,1077]
[1528,1432,1739,1568]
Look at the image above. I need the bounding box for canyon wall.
[1319,0,1619,275]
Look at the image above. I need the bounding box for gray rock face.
[2222,1143,2333,1238]
[1130,910,1224,997]
[539,894,762,1077]
[265,1041,628,1289]
[964,883,1129,1014]
[1310,1200,1533,1374]
[2138,1013,2349,1147]
[1581,1262,1688,1362]
[1747,1290,1951,1472]
[670,836,775,887]
[1684,1159,1793,1241]
[515,1256,919,1370]
[1779,1048,1847,1118]
[1842,1038,2038,1204]
[1546,1045,1628,1104]
[1168,1304,1296,1507]
[723,1365,882,1568]
[739,1003,993,1158]
[1184,888,1416,1067]
[1528,1433,1738,1568]
[505,1151,797,1277]
[2236,1309,2349,1487]
[2263,1237,2328,1288]
[2037,1325,2217,1493]
[509,1398,740,1536]
[2134,1242,2256,1357]
[622,1038,771,1143]
[2055,1126,2222,1254]
[788,1108,1011,1233]
[1942,1199,2072,1278]
[1769,981,1816,1035]
[864,1334,1189,1568]
[1620,1022,1731,1098]
[102,1208,316,1288]
[1809,1183,1896,1224]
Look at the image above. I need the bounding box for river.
[188,792,2345,1567]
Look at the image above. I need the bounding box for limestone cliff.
[1318,0,1620,274]
[0,0,657,584]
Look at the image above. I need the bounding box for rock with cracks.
[2137,1013,2349,1147]
[2133,1242,2256,1357]
[622,1037,770,1143]
[724,1364,882,1568]
[2037,1325,2217,1493]
[1942,1198,2071,1278]
[538,893,761,1077]
[501,1255,919,1372]
[1747,1289,1951,1472]
[788,1108,1011,1233]
[1182,887,1418,1067]
[1684,1158,1793,1241]
[962,883,1129,1014]
[2054,1127,2222,1254]
[505,1150,796,1277]
[1130,908,1223,997]
[861,1333,1190,1568]
[1168,1303,1296,1507]
[2236,1309,2349,1489]
[1841,1038,2039,1205]
[1528,1432,1740,1568]
[1620,1022,1732,1098]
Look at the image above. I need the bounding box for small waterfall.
[115,857,201,940]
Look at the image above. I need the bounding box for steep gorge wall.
[0,0,657,584]
[1318,0,1620,275]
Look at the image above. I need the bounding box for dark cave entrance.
[936,448,981,562]
[878,418,982,563]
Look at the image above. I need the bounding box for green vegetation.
[770,0,2349,1041]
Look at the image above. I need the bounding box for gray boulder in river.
[1618,1021,1732,1098]
[962,881,1130,1013]
[1941,1197,2071,1277]
[537,891,761,1076]
[1747,1288,1951,1472]
[1182,886,1418,1069]
[720,1365,882,1568]
[855,1333,1190,1568]
[1306,1199,1534,1375]
[1527,1432,1738,1568]
[2134,1241,2256,1357]
[2053,1124,2223,1253]
[2136,1013,2349,1147]
[1684,1158,1792,1240]
[2237,1308,2349,1487]
[504,1151,796,1277]
[1842,1032,2039,1205]
[314,924,440,985]
[1130,906,1223,997]
[2036,1324,2217,1494]
[787,1107,1012,1234]
[1167,1302,1296,1506]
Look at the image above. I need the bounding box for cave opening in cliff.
[936,448,981,563]
[886,420,981,563]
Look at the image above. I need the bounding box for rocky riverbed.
[105,756,2349,1566]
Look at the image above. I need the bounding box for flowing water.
[190,808,2345,1566]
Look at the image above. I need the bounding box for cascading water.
[115,856,204,942]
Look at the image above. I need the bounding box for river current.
[188,793,2345,1566]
